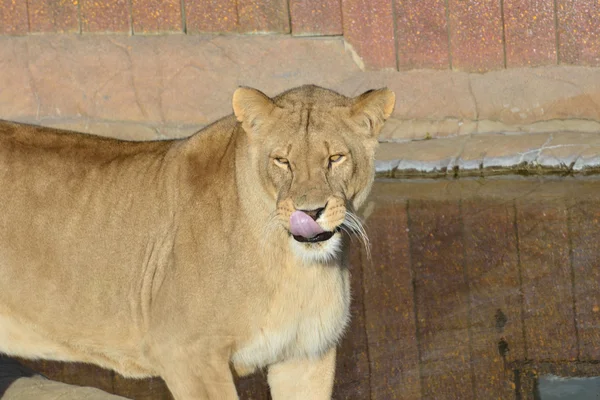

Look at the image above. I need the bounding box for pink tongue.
[290,211,325,238]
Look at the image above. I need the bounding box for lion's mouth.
[292,227,340,243]
[289,210,340,243]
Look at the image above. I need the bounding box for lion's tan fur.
[0,85,394,399]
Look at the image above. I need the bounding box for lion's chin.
[289,231,342,264]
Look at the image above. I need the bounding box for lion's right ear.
[232,87,276,134]
[351,88,396,138]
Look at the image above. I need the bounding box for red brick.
[132,0,182,33]
[184,0,237,33]
[448,0,504,71]
[289,0,342,36]
[363,201,420,399]
[28,0,80,33]
[341,0,396,70]
[0,0,29,34]
[557,0,600,66]
[408,200,472,399]
[463,200,523,398]
[81,0,130,33]
[333,244,371,398]
[570,201,600,360]
[517,199,578,360]
[237,0,290,33]
[504,0,557,67]
[394,0,449,69]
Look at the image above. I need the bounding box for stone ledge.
[376,132,600,178]
[2,35,600,142]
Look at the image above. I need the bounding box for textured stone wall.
[2,34,599,144]
[1,0,599,71]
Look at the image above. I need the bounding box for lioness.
[0,85,395,399]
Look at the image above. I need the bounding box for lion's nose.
[300,207,325,221]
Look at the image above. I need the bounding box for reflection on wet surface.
[22,177,600,399]
[539,375,600,400]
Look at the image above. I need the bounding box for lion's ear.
[351,88,396,137]
[232,87,276,134]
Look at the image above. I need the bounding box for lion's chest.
[231,266,350,370]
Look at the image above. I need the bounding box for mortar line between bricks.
[460,199,477,399]
[77,0,82,34]
[290,34,344,38]
[234,0,240,32]
[566,201,581,360]
[391,0,400,71]
[128,0,133,35]
[51,2,58,33]
[285,0,292,35]
[445,0,453,69]
[338,0,345,38]
[553,0,560,64]
[180,0,187,33]
[500,0,507,68]
[405,199,425,400]
[513,199,529,361]
[25,0,31,33]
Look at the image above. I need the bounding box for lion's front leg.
[161,353,239,400]
[267,348,336,400]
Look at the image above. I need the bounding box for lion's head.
[232,85,395,263]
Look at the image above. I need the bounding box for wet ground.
[21,176,600,399]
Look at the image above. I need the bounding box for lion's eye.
[329,154,345,165]
[274,157,289,168]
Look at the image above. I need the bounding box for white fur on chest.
[231,265,350,370]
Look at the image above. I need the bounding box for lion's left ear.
[351,88,396,138]
[232,87,277,135]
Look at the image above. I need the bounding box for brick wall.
[1,0,599,71]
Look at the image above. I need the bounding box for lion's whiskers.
[258,208,370,264]
[342,211,371,261]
